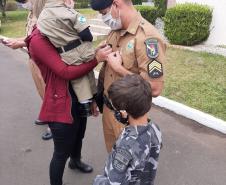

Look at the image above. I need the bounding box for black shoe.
[34,119,46,125]
[41,130,53,140]
[68,158,93,173]
[78,102,92,117]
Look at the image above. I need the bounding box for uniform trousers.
[48,83,87,185]
[102,105,124,153]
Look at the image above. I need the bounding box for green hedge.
[164,3,213,46]
[153,0,167,17]
[132,0,142,5]
[135,5,158,25]
[75,0,89,8]
[5,2,18,11]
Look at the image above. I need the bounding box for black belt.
[56,39,82,54]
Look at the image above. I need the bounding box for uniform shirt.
[103,12,166,94]
[93,121,162,185]
[37,0,89,47]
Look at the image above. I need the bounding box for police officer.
[91,0,166,153]
[4,0,53,140]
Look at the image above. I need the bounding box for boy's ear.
[120,110,128,118]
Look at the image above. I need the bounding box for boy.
[93,74,162,185]
[37,0,96,116]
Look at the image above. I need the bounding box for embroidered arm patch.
[112,148,132,173]
[148,60,163,78]
[78,15,86,24]
[145,38,159,59]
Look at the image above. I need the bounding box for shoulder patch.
[145,38,159,59]
[112,148,132,173]
[78,15,86,24]
[148,60,163,78]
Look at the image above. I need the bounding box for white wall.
[176,0,226,45]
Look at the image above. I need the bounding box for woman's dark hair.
[108,74,152,119]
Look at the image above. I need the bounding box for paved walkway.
[0,45,226,185]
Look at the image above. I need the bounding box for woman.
[25,22,112,185]
[4,0,52,140]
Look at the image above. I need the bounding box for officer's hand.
[95,45,112,63]
[107,51,123,71]
[91,101,99,117]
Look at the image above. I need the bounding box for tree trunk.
[0,0,6,18]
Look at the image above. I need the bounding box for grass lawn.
[1,10,225,121]
[77,8,98,18]
[164,48,226,121]
[218,45,226,49]
[0,10,28,37]
[0,9,97,37]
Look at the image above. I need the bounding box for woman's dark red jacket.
[25,28,97,124]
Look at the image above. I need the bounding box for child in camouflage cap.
[93,74,162,185]
[37,0,96,116]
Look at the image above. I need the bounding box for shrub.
[153,0,167,17]
[75,2,89,8]
[164,3,213,46]
[132,0,142,5]
[135,6,158,25]
[75,0,89,8]
[5,2,18,11]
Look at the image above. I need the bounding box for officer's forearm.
[149,80,164,97]
[116,66,133,77]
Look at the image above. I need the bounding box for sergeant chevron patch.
[148,60,163,78]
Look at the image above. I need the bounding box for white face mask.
[22,1,33,11]
[102,6,122,30]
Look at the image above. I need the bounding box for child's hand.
[91,101,99,117]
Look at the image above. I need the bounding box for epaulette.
[139,19,153,36]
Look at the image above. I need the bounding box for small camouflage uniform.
[93,121,162,185]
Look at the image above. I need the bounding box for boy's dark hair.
[108,74,152,119]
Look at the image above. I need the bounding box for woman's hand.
[4,39,26,49]
[91,101,99,117]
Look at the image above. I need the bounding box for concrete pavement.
[0,45,226,185]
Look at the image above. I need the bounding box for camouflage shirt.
[93,121,162,185]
